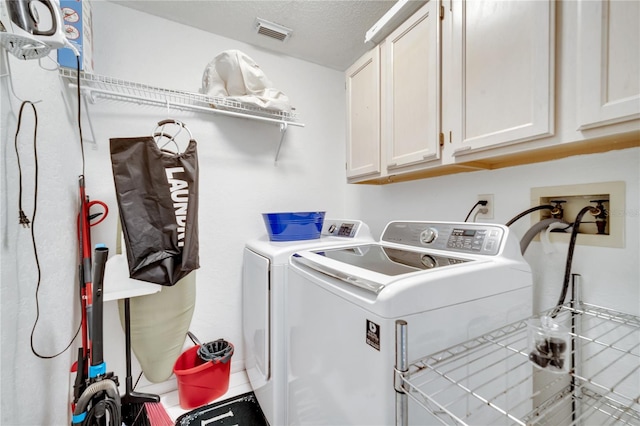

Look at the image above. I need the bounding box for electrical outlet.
[477,194,494,220]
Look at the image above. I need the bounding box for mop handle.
[89,245,109,377]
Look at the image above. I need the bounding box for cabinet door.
[384,2,440,169]
[449,0,555,157]
[577,0,640,129]
[346,48,381,179]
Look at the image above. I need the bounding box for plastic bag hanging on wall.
[109,136,200,286]
[201,49,292,113]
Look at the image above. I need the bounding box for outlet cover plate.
[477,194,494,220]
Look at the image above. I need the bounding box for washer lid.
[314,245,471,275]
[292,244,475,294]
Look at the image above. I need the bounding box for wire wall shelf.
[59,68,302,125]
[395,297,640,425]
[59,68,304,162]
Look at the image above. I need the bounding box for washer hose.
[72,379,121,425]
[551,206,597,317]
[519,218,569,254]
[506,204,557,227]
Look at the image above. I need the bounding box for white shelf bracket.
[274,121,288,165]
[59,77,97,145]
[81,94,98,146]
[81,87,96,104]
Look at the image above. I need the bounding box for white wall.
[1,44,84,426]
[2,2,639,425]
[1,2,346,424]
[345,147,640,316]
[88,1,347,391]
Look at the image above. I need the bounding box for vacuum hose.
[72,245,121,426]
[551,206,598,317]
[91,246,109,368]
[72,379,121,425]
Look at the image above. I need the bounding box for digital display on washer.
[338,223,354,236]
[452,229,476,237]
[448,228,490,252]
[312,245,471,276]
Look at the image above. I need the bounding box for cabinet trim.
[354,131,639,185]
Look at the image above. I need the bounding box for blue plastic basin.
[262,212,326,241]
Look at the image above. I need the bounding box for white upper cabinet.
[448,0,555,158]
[346,48,381,179]
[577,0,640,129]
[345,0,639,184]
[383,1,440,170]
[346,2,438,181]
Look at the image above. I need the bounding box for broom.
[124,372,174,426]
[144,401,174,425]
[125,399,173,426]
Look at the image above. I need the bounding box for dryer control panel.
[322,220,368,238]
[381,221,505,256]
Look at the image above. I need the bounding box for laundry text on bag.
[165,167,189,247]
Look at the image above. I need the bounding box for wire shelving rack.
[395,278,640,425]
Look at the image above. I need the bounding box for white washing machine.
[287,221,533,425]
[242,219,374,426]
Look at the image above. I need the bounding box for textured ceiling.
[111,0,399,71]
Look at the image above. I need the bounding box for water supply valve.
[549,200,566,220]
[590,199,608,235]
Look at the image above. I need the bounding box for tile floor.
[161,370,253,422]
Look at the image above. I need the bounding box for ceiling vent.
[255,18,292,42]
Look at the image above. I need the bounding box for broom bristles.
[144,401,173,426]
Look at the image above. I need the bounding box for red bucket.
[173,340,234,409]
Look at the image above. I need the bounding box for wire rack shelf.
[59,68,302,126]
[59,68,304,162]
[395,294,640,425]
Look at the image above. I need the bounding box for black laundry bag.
[110,137,200,285]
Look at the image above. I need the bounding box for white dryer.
[242,219,374,426]
[287,221,533,425]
